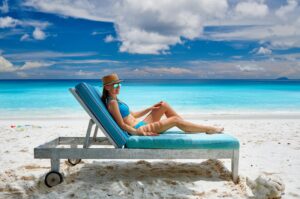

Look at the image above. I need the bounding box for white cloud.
[187,59,300,79]
[104,34,115,43]
[0,55,15,72]
[91,31,112,35]
[0,0,9,13]
[0,55,53,72]
[24,20,50,29]
[22,0,300,53]
[236,64,265,72]
[75,70,99,77]
[206,16,300,49]
[24,0,228,54]
[20,33,30,41]
[3,52,300,78]
[0,16,50,41]
[32,27,46,40]
[276,0,298,19]
[59,59,120,64]
[23,0,116,22]
[0,16,19,28]
[5,51,97,61]
[118,29,180,54]
[19,61,52,70]
[139,66,193,75]
[0,16,50,29]
[18,27,48,41]
[15,72,29,77]
[235,1,269,18]
[114,0,228,54]
[272,52,300,62]
[120,59,300,79]
[253,47,272,55]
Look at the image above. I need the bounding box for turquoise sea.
[1,79,300,119]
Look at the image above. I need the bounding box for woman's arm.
[131,101,163,118]
[130,108,151,118]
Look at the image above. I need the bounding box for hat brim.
[103,79,123,86]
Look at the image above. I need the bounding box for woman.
[101,73,224,136]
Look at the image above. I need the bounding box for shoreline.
[2,112,300,120]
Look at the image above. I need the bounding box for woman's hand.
[136,126,159,136]
[149,101,163,111]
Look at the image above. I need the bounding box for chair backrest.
[75,82,129,148]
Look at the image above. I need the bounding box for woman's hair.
[101,87,110,107]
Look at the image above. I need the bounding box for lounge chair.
[34,82,239,187]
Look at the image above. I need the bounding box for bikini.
[133,120,147,129]
[106,96,147,129]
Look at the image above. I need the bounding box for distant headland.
[276,77,289,80]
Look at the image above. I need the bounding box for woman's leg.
[163,102,182,119]
[141,116,223,134]
[175,119,224,134]
[141,116,180,133]
[143,101,182,124]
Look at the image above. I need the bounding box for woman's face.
[105,82,121,95]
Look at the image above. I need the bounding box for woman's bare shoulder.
[107,99,118,109]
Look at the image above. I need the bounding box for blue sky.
[0,0,300,79]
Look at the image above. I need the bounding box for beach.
[1,79,299,198]
[0,114,298,198]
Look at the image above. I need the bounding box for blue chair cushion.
[75,82,129,148]
[125,131,239,149]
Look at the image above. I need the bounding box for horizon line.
[1,78,299,81]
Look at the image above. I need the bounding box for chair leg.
[51,158,60,172]
[231,149,239,183]
[93,126,98,142]
[83,119,94,148]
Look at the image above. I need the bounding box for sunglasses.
[113,83,122,89]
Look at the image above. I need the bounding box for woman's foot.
[206,127,224,134]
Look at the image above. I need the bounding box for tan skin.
[105,82,224,136]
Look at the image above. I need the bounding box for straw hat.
[102,73,123,86]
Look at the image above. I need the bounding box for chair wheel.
[68,159,81,166]
[44,171,63,187]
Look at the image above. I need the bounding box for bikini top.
[106,96,130,118]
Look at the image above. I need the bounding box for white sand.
[0,115,299,198]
